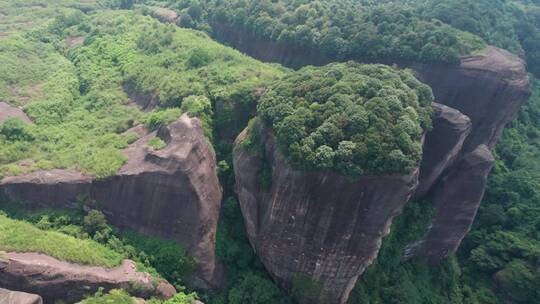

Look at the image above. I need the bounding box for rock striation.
[0,114,222,288]
[414,103,472,199]
[404,145,495,263]
[216,22,531,303]
[0,252,175,303]
[408,46,531,153]
[233,126,419,304]
[0,287,43,304]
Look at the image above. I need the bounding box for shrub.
[148,137,167,150]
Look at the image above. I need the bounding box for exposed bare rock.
[408,46,531,153]
[404,145,495,263]
[414,103,472,199]
[0,102,31,124]
[0,114,223,288]
[209,24,531,265]
[211,21,331,69]
[0,287,43,304]
[147,6,180,24]
[233,126,419,304]
[0,252,174,303]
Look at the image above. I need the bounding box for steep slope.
[1,115,223,287]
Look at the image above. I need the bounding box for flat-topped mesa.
[0,114,223,288]
[233,126,419,304]
[233,62,432,304]
[208,22,530,150]
[0,252,175,303]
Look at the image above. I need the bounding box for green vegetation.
[258,62,432,176]
[0,5,284,179]
[416,0,540,77]
[168,0,485,64]
[82,288,200,304]
[149,137,168,150]
[81,289,136,304]
[0,212,123,267]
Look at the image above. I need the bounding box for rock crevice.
[0,114,222,288]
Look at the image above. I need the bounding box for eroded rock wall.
[233,126,419,304]
[0,114,222,288]
[404,145,495,263]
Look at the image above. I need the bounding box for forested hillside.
[0,0,539,303]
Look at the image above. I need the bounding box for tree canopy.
[258,62,433,177]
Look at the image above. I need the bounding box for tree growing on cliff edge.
[257,62,433,177]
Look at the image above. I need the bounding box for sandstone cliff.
[212,22,530,255]
[0,114,222,288]
[0,252,175,303]
[404,145,495,263]
[414,103,472,199]
[216,22,531,303]
[233,126,419,304]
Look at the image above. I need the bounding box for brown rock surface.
[414,103,472,199]
[0,114,222,288]
[404,145,495,263]
[0,287,43,304]
[209,23,531,265]
[0,252,174,303]
[233,126,419,304]
[409,46,531,153]
[0,102,31,124]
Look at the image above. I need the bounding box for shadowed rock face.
[0,114,222,288]
[0,252,175,303]
[414,103,472,199]
[215,22,531,303]
[408,47,531,153]
[233,127,419,304]
[0,287,43,304]
[404,145,495,263]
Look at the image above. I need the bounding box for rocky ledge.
[233,126,419,304]
[0,252,175,303]
[0,287,43,304]
[0,114,223,288]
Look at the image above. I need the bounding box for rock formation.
[0,287,43,304]
[0,252,175,303]
[0,114,223,288]
[216,22,531,303]
[414,103,472,199]
[233,126,419,304]
[404,145,495,263]
[408,46,531,153]
[0,102,31,124]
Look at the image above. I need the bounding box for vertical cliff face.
[404,145,495,263]
[414,103,472,199]
[408,47,531,153]
[0,114,223,288]
[233,127,419,304]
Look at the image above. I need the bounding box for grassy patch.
[0,213,123,267]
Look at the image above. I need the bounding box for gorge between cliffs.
[0,2,537,304]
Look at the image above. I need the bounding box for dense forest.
[0,0,539,303]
